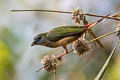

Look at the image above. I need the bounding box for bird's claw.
[57,52,66,61]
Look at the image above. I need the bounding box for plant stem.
[88,30,119,43]
[36,66,44,72]
[11,9,120,21]
[11,9,72,14]
[94,40,120,80]
[85,13,120,21]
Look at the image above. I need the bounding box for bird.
[31,14,109,58]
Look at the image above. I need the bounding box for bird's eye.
[38,36,41,40]
[34,35,42,41]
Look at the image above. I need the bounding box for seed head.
[72,38,90,56]
[41,55,59,72]
[72,8,83,24]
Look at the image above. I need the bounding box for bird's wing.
[47,25,86,41]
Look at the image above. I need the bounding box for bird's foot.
[57,51,68,61]
[57,53,66,61]
[57,46,68,61]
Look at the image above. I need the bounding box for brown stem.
[11,9,120,21]
[36,66,44,72]
[85,13,120,21]
[88,29,104,48]
[11,9,72,14]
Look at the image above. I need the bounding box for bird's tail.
[85,14,110,29]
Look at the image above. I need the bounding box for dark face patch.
[34,35,41,41]
[34,33,47,40]
[37,36,41,40]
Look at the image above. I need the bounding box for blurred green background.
[0,0,120,80]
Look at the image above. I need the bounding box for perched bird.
[31,14,109,57]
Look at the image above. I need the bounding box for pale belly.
[46,36,79,48]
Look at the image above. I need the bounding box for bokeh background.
[0,0,120,80]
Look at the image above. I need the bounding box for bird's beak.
[31,41,35,46]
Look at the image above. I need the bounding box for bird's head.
[31,32,49,46]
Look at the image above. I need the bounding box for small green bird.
[31,14,109,56]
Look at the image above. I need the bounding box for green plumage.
[32,15,108,49]
[47,25,86,41]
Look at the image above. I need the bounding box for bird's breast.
[46,36,79,48]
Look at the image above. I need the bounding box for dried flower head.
[116,22,120,39]
[72,38,90,56]
[72,8,84,24]
[41,55,59,72]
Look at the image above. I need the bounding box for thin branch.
[85,13,120,21]
[36,66,44,72]
[94,40,120,80]
[53,70,57,79]
[11,9,120,21]
[88,30,119,43]
[11,9,72,14]
[88,28,104,48]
